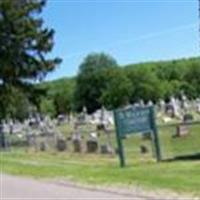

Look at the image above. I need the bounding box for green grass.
[1,123,200,196]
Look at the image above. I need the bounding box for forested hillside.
[38,78,76,117]
[39,56,200,115]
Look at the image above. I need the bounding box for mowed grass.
[1,123,200,196]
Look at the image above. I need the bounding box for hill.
[38,56,200,115]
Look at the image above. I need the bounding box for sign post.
[0,124,6,149]
[149,106,161,162]
[114,113,125,167]
[114,105,161,167]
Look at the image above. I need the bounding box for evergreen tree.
[0,0,61,118]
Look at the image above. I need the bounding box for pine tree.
[0,0,61,119]
[0,0,61,84]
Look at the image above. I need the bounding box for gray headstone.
[140,145,149,154]
[100,144,113,154]
[183,114,193,123]
[73,139,82,152]
[175,125,189,137]
[56,139,67,151]
[40,141,46,151]
[86,140,98,153]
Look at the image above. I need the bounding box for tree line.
[39,53,200,116]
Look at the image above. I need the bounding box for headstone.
[57,114,65,125]
[159,99,165,113]
[100,144,113,154]
[40,141,46,151]
[139,99,145,107]
[183,113,193,123]
[100,106,105,122]
[196,99,200,113]
[72,127,82,152]
[165,97,180,118]
[76,106,88,125]
[73,139,82,152]
[181,93,189,111]
[175,125,189,137]
[197,104,200,113]
[170,97,180,118]
[56,139,67,151]
[87,140,98,153]
[147,100,153,106]
[96,123,105,131]
[140,145,149,154]
[107,112,114,125]
[26,134,36,147]
[83,106,87,116]
[8,119,14,135]
[86,132,98,153]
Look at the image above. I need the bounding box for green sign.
[114,106,161,167]
[114,106,152,136]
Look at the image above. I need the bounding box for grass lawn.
[1,123,200,196]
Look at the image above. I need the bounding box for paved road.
[1,174,145,200]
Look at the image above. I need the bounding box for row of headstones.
[2,95,200,130]
[27,135,113,155]
[30,134,158,155]
[158,97,200,115]
[75,97,200,126]
[0,115,57,135]
[4,96,196,133]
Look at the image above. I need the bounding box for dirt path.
[1,174,145,200]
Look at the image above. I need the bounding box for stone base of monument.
[86,140,98,153]
[56,139,67,151]
[73,139,82,152]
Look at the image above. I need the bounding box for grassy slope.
[2,151,200,195]
[1,124,200,195]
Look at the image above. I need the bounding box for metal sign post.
[149,106,161,162]
[0,124,6,149]
[114,114,125,167]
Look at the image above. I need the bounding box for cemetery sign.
[114,105,161,167]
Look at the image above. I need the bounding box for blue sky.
[42,0,199,80]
